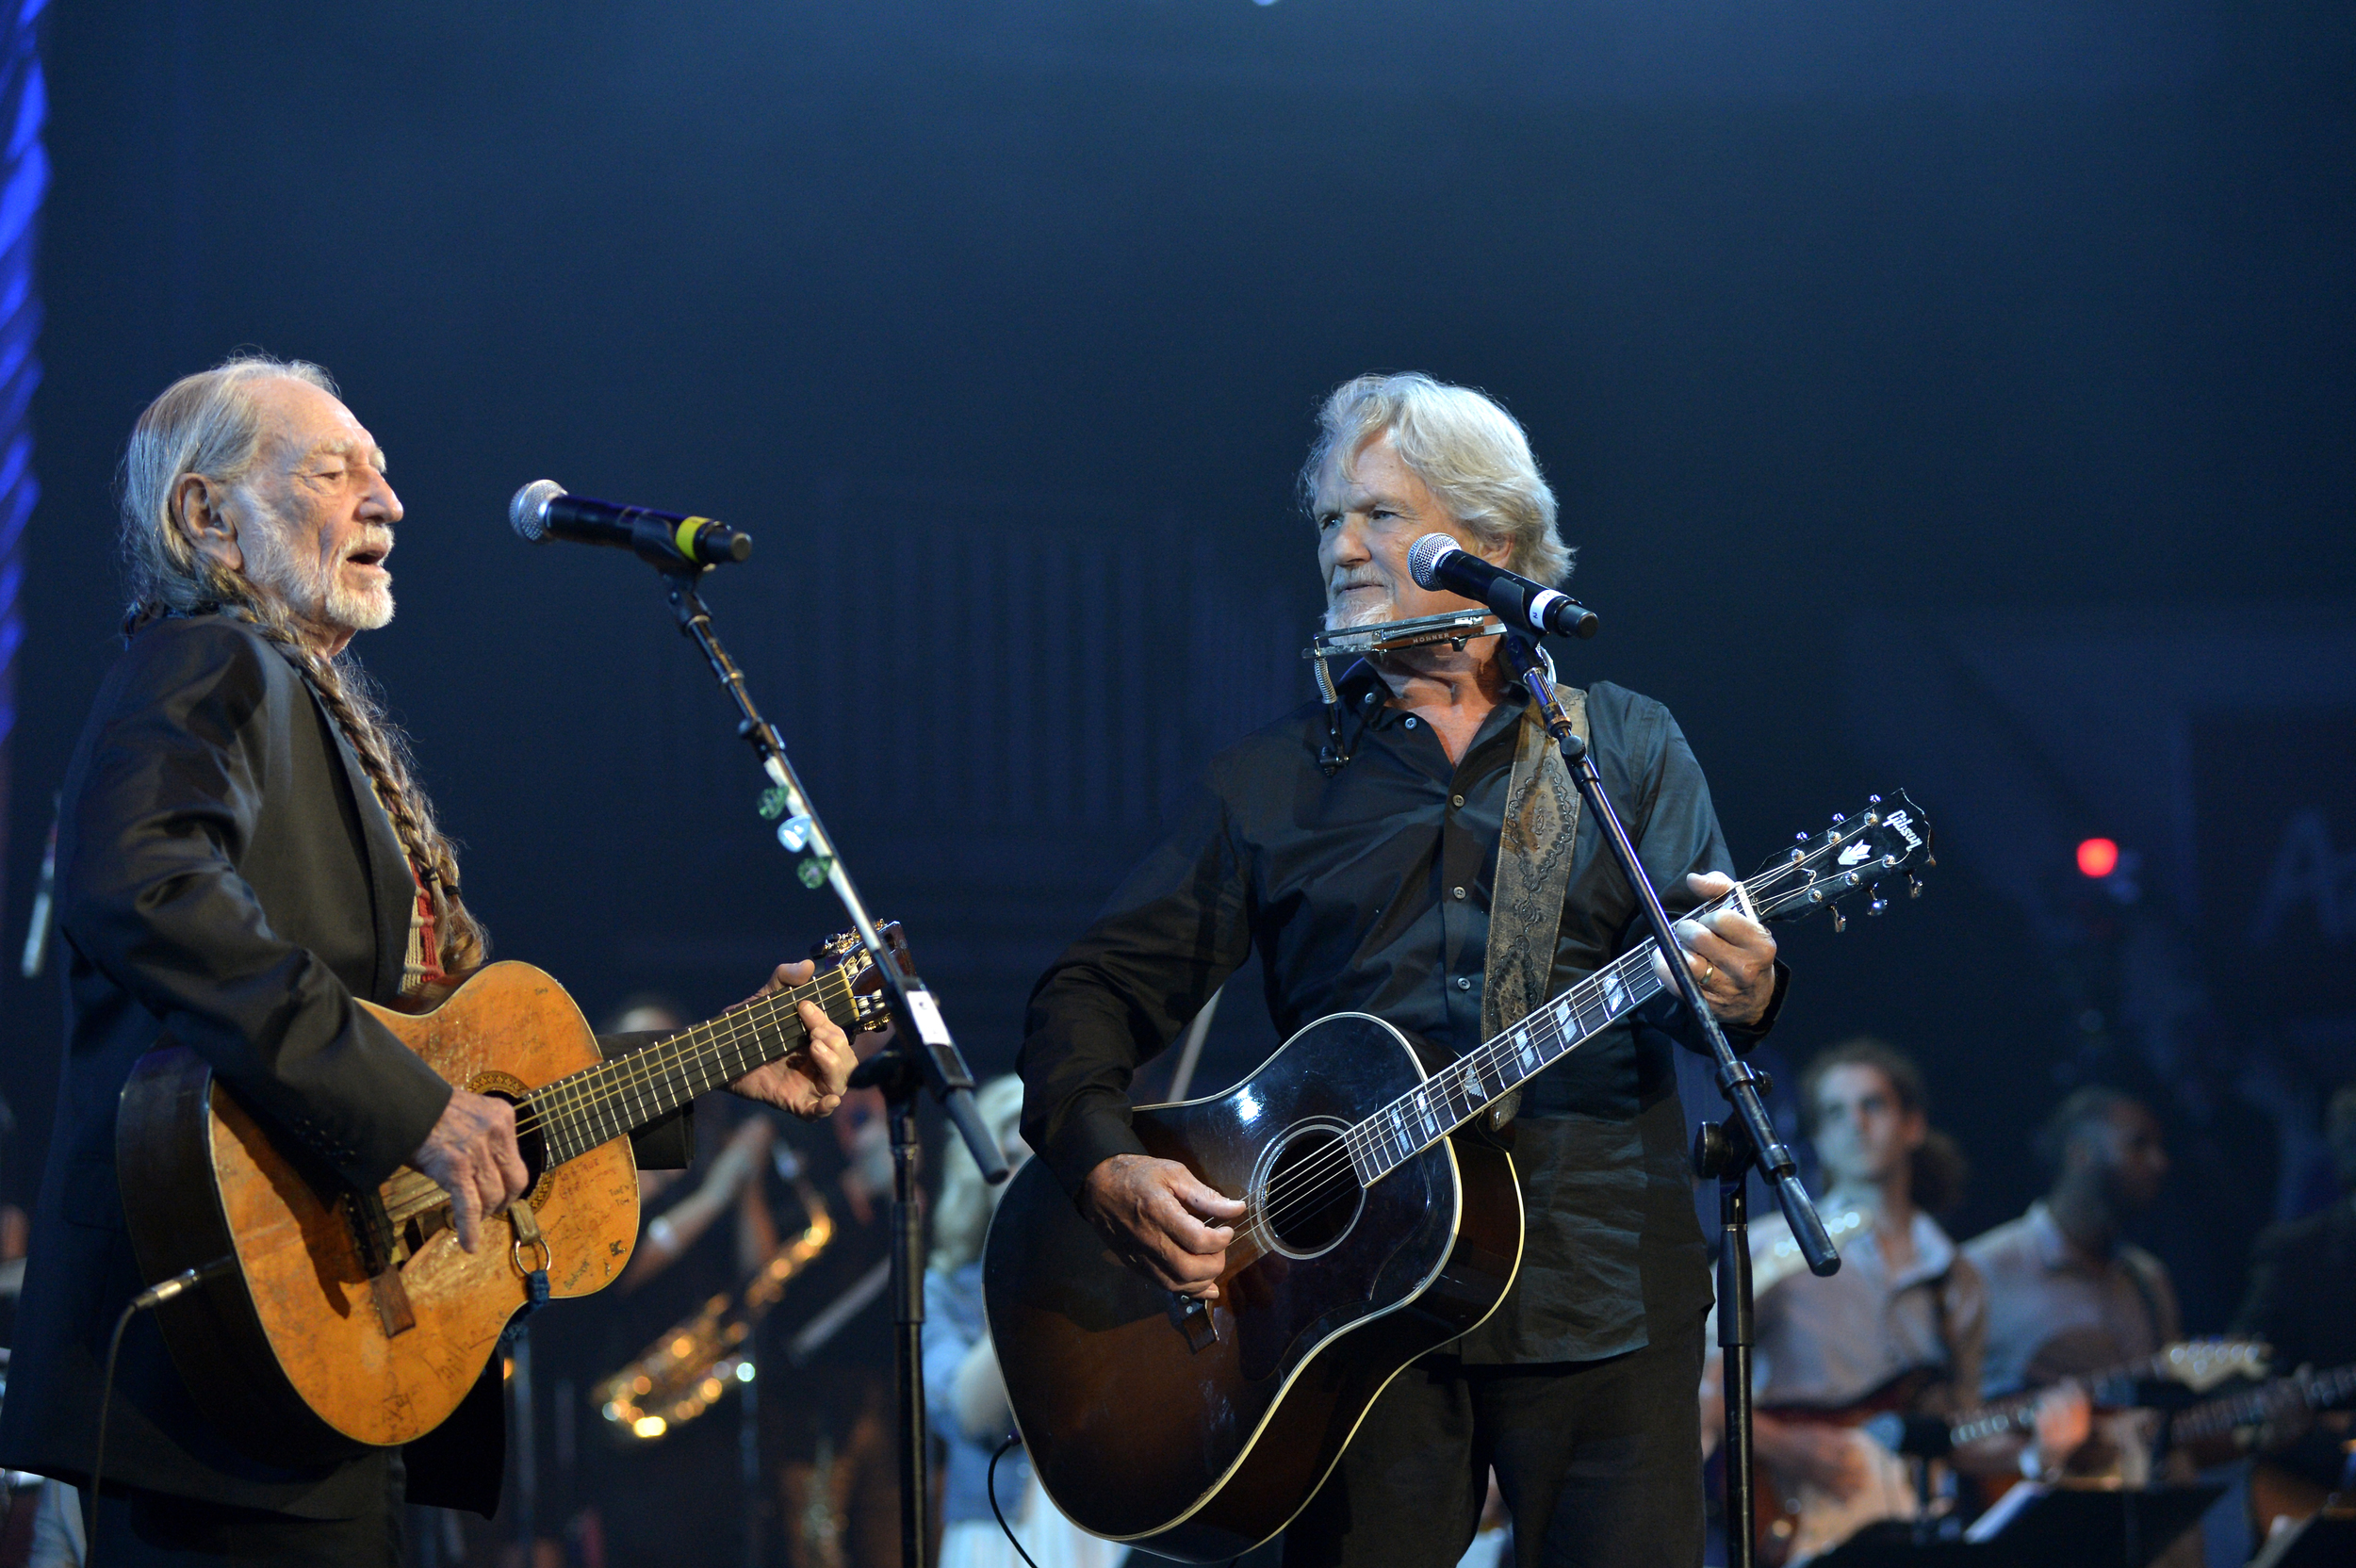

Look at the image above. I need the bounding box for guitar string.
[525,971,851,1135]
[1249,843,1879,1239]
[1247,860,1811,1230]
[514,973,845,1143]
[1259,848,1876,1230]
[519,970,861,1149]
[1249,937,1666,1236]
[1250,882,1768,1231]
[377,977,849,1217]
[510,970,864,1153]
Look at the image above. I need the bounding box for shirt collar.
[1333,657,1534,751]
[2025,1200,2102,1273]
[1863,1208,1958,1292]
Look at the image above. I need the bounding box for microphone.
[509,481,752,570]
[1407,532,1597,640]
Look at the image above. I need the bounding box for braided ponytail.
[120,355,489,978]
[245,605,491,976]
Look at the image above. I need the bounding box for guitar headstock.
[1742,792,1935,931]
[2160,1338,2271,1394]
[811,921,915,1032]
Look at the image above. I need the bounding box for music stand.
[1968,1482,2221,1567]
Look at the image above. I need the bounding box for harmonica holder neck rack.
[1302,611,1520,773]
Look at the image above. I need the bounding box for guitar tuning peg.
[1867,895,1888,916]
[1795,832,1809,844]
[1831,812,1846,825]
[1830,907,1847,933]
[1906,874,1923,899]
[1868,794,1881,806]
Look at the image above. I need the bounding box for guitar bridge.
[1167,1291,1219,1353]
[344,1187,418,1339]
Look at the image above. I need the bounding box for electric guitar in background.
[987,794,1934,1563]
[116,925,909,1463]
[2169,1361,2356,1538]
[1757,1338,2271,1566]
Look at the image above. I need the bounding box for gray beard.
[243,514,394,636]
[1322,594,1397,632]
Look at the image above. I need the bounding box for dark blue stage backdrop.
[2,0,2350,1381]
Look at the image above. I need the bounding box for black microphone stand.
[1497,633,1837,1568]
[654,562,1008,1568]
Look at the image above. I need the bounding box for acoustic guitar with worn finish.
[985,795,1934,1562]
[115,925,905,1463]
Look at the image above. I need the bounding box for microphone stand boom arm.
[654,562,1006,1568]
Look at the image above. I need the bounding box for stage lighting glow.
[2076,838,2119,878]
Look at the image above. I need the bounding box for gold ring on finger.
[1700,961,1716,987]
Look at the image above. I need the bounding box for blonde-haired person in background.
[924,1076,1121,1568]
[0,355,860,1566]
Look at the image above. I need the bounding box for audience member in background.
[923,1077,1119,1568]
[2228,1080,2356,1527]
[1963,1084,2189,1563]
[1700,1039,2075,1562]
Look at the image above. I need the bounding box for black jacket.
[0,613,687,1518]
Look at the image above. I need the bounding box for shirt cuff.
[1042,1095,1151,1201]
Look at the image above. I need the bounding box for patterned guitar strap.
[1478,683,1588,1131]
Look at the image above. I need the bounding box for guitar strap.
[1479,683,1589,1130]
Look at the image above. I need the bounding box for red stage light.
[2076,838,2120,878]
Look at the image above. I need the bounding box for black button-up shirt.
[1018,662,1785,1363]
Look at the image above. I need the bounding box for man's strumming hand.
[1080,1153,1246,1301]
[413,1089,531,1254]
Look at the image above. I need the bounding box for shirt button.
[1450,793,1464,808]
[1403,717,1417,728]
[1455,975,1473,990]
[1452,886,1467,900]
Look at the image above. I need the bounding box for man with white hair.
[1019,372,1786,1566]
[0,355,859,1564]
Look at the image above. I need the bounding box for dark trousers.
[77,1477,401,1568]
[1284,1313,1706,1568]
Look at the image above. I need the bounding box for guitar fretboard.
[523,972,863,1167]
[2171,1362,2356,1445]
[1338,885,1754,1187]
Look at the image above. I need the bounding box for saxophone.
[597,1154,835,1442]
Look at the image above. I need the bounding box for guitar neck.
[2171,1362,2356,1445]
[525,971,865,1168]
[1947,1342,2269,1447]
[1343,885,1755,1184]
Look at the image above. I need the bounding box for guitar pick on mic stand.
[515,483,1008,1568]
[1496,629,1840,1568]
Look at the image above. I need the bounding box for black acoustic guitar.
[985,794,1934,1561]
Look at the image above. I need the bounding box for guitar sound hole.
[1261,1125,1363,1258]
[485,1091,549,1197]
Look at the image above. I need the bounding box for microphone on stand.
[509,481,753,570]
[1407,532,1597,640]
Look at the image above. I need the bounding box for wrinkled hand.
[2028,1380,2092,1473]
[728,960,859,1119]
[1651,872,1778,1027]
[1081,1153,1247,1301]
[412,1089,531,1254]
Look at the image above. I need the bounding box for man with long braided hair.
[0,356,859,1565]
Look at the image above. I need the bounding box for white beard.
[1322,591,1397,632]
[244,514,394,635]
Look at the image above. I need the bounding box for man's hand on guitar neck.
[1082,1153,1247,1302]
[727,959,860,1120]
[1655,872,1779,1028]
[413,1090,531,1255]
